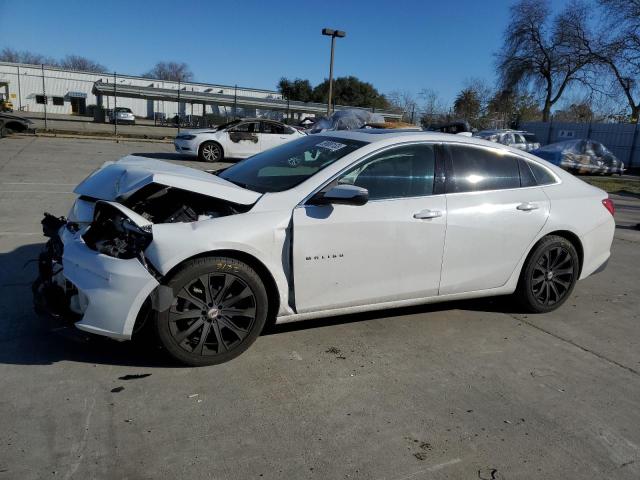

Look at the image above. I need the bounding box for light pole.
[322,28,345,115]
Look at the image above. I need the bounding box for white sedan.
[174,118,305,161]
[34,130,615,366]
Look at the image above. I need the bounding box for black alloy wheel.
[531,246,575,306]
[515,235,579,313]
[156,257,268,366]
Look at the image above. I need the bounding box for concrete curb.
[15,132,173,144]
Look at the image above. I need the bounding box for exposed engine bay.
[80,184,252,259]
[122,183,249,224]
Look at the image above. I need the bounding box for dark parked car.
[531,139,624,175]
[0,113,34,137]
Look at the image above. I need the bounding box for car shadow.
[616,224,640,231]
[263,296,521,336]
[131,152,190,161]
[0,242,522,368]
[132,152,240,164]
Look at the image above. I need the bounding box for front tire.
[155,256,268,366]
[198,141,224,162]
[514,235,579,313]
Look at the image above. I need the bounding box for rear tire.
[514,235,579,313]
[155,256,268,366]
[198,141,224,162]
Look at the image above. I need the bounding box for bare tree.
[143,61,194,82]
[387,90,418,122]
[592,0,640,122]
[497,0,593,122]
[418,88,446,127]
[59,55,106,73]
[0,48,58,66]
[554,95,595,122]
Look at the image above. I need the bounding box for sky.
[0,0,571,106]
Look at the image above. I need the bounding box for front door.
[439,144,549,295]
[70,97,86,115]
[225,121,262,158]
[292,143,447,313]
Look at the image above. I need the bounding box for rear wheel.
[155,256,268,366]
[514,235,579,313]
[198,141,223,162]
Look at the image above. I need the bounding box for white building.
[0,61,283,119]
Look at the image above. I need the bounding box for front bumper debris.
[32,212,160,340]
[32,213,80,321]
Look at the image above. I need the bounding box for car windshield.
[523,133,538,143]
[216,120,242,131]
[115,108,131,113]
[218,136,367,193]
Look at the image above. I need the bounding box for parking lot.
[1,135,639,479]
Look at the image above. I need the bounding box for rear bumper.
[33,220,159,340]
[579,217,615,280]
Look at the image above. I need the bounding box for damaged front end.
[32,156,260,339]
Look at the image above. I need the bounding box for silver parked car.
[110,107,135,125]
[475,129,540,152]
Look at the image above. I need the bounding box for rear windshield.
[218,136,367,193]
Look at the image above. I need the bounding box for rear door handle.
[517,202,539,211]
[414,209,442,219]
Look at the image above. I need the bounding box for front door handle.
[414,209,442,219]
[517,202,539,211]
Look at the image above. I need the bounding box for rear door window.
[518,158,537,187]
[262,122,285,134]
[445,145,521,193]
[528,161,557,185]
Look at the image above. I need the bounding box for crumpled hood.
[74,155,261,205]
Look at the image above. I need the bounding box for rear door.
[439,144,549,295]
[292,143,447,313]
[261,121,293,152]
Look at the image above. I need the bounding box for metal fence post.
[177,79,181,134]
[113,72,118,138]
[16,65,22,111]
[41,64,48,130]
[233,84,237,119]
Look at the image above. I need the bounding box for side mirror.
[309,185,369,206]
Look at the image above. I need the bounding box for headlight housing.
[83,202,152,259]
[177,134,196,140]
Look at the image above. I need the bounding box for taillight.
[602,198,615,216]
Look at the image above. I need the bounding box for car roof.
[238,118,286,124]
[476,129,533,134]
[315,128,494,145]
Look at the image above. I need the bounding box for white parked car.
[475,129,540,151]
[174,118,305,162]
[35,131,615,366]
